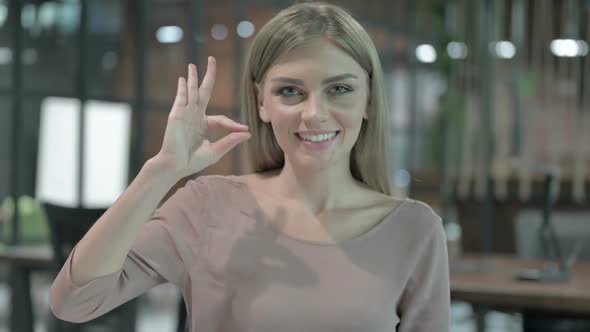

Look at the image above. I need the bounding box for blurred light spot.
[58,1,80,33]
[156,26,183,44]
[444,221,462,241]
[211,24,228,41]
[491,40,516,59]
[237,20,255,38]
[550,39,588,57]
[446,41,468,59]
[394,169,411,187]
[0,3,8,28]
[21,4,36,30]
[39,2,58,28]
[416,44,437,63]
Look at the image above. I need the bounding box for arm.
[49,172,209,322]
[49,58,250,323]
[397,217,450,332]
[70,159,178,287]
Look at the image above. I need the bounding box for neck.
[272,156,361,215]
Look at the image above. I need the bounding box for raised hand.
[155,57,251,178]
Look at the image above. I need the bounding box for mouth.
[294,131,341,150]
[295,130,340,142]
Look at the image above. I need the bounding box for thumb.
[207,131,251,161]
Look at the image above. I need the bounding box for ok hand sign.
[155,57,251,178]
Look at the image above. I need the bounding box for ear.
[254,82,270,123]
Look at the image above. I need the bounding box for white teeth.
[298,132,338,142]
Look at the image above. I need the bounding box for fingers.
[172,59,217,125]
[198,57,216,111]
[187,64,199,106]
[174,58,214,109]
[173,77,187,107]
[209,132,251,160]
[206,115,249,132]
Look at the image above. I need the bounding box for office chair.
[44,202,138,332]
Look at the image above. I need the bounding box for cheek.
[332,95,366,113]
[270,107,296,125]
[266,100,301,123]
[266,105,299,143]
[333,102,367,126]
[342,117,364,140]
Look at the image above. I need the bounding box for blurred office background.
[1,0,589,331]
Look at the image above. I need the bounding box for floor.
[0,272,523,332]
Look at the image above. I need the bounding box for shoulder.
[162,175,246,213]
[184,174,263,230]
[394,198,445,242]
[402,199,442,223]
[393,200,448,276]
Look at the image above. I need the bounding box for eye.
[329,85,353,95]
[275,86,303,97]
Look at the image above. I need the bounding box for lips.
[295,131,340,142]
[295,130,340,135]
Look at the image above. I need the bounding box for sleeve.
[50,177,210,323]
[397,211,451,332]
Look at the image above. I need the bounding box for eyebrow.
[270,73,359,85]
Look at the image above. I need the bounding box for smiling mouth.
[295,131,341,142]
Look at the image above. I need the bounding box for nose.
[301,94,329,124]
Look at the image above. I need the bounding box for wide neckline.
[223,174,408,247]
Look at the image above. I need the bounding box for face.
[255,40,369,169]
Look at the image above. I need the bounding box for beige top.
[50,175,450,331]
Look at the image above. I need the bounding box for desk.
[450,254,590,330]
[0,245,54,332]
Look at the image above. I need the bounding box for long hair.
[240,1,393,195]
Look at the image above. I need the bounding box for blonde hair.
[240,1,393,195]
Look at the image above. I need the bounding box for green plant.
[0,196,51,245]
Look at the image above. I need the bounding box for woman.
[50,2,450,331]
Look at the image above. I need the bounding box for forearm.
[70,158,180,286]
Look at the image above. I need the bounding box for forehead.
[265,41,366,82]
